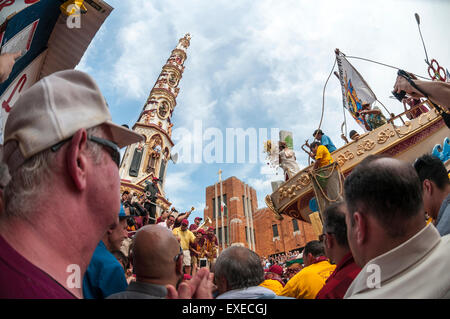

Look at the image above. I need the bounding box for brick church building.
[203,176,317,259]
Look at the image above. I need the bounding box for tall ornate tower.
[119,33,191,212]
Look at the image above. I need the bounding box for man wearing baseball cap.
[189,216,203,233]
[203,226,218,269]
[0,70,143,298]
[172,219,196,276]
[189,228,205,277]
[259,264,285,295]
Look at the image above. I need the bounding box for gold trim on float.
[265,195,283,221]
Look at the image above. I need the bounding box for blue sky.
[77,0,450,222]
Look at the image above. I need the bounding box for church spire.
[138,33,191,135]
[119,34,191,211]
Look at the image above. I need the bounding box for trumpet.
[198,216,212,230]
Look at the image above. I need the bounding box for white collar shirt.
[344,224,450,299]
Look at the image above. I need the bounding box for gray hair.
[214,246,264,290]
[3,126,104,220]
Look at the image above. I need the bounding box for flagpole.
[244,184,251,250]
[214,180,219,254]
[219,170,225,251]
[227,200,230,247]
[247,184,256,251]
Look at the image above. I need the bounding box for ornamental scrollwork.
[394,121,412,137]
[296,173,311,187]
[278,185,298,200]
[336,150,355,166]
[356,139,376,156]
[265,195,283,221]
[418,111,434,126]
[377,128,395,144]
[278,187,287,200]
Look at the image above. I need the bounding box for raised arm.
[394,76,450,112]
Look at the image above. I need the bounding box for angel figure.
[279,141,300,181]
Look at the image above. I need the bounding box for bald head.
[344,155,423,237]
[132,225,181,281]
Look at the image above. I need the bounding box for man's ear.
[216,275,228,294]
[176,255,184,276]
[304,252,312,265]
[66,129,88,191]
[105,221,117,236]
[353,212,367,245]
[325,233,334,250]
[422,179,433,195]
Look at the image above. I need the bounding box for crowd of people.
[0,57,449,299]
[118,187,221,287]
[262,250,302,268]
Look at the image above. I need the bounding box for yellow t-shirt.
[279,260,336,299]
[259,279,284,295]
[172,227,196,250]
[315,145,334,168]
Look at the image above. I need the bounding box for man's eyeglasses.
[51,135,120,167]
[173,246,183,262]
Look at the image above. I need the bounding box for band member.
[201,227,218,268]
[190,229,205,276]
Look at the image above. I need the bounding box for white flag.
[336,51,377,131]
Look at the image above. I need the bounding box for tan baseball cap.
[3,70,144,172]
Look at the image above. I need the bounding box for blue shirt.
[309,197,319,213]
[321,135,337,153]
[436,194,450,237]
[83,241,128,299]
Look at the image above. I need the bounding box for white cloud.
[163,164,199,209]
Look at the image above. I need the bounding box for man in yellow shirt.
[310,141,334,169]
[259,278,284,295]
[308,141,341,209]
[259,265,285,295]
[279,240,335,299]
[173,219,196,275]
